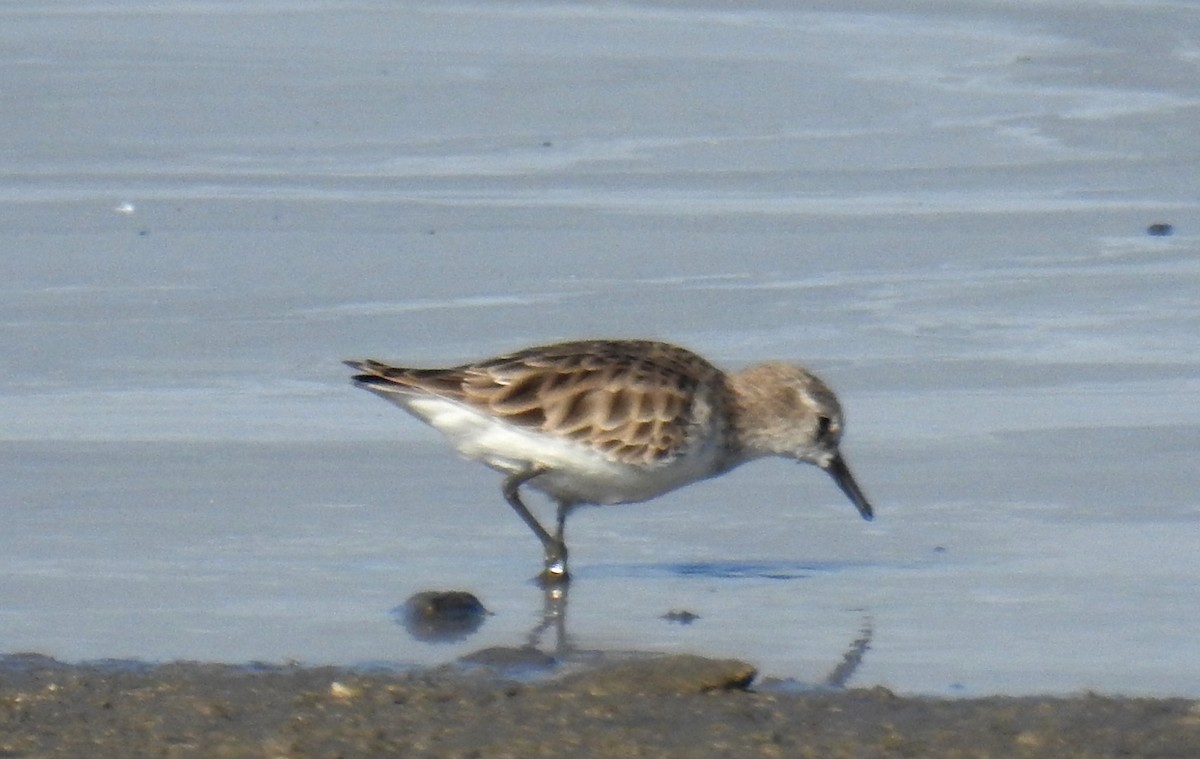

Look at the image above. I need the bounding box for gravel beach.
[3,653,1197,758]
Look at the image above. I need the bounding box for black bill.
[821,454,874,521]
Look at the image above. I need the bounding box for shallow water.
[2,0,1199,697]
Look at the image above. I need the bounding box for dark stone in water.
[396,590,489,643]
[662,609,701,625]
[1146,223,1173,236]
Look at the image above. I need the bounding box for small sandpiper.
[346,339,873,584]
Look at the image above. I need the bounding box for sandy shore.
[2,652,1197,758]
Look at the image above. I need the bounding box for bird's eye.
[816,415,832,438]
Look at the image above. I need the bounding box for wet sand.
[2,652,1197,758]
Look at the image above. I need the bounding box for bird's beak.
[821,453,874,521]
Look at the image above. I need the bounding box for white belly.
[401,394,724,505]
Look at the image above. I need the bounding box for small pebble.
[662,609,701,625]
[328,681,361,700]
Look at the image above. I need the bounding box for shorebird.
[346,339,873,584]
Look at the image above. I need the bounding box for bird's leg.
[501,467,569,584]
[541,499,573,584]
[554,501,569,546]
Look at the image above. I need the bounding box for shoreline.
[3,652,1197,758]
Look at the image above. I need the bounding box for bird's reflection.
[525,583,571,655]
[821,614,872,689]
[397,581,874,689]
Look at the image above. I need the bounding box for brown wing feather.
[466,340,723,465]
[348,341,726,466]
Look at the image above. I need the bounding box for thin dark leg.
[501,467,569,583]
[543,500,573,583]
[554,501,570,546]
[501,467,553,545]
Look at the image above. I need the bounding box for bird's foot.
[535,552,570,587]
